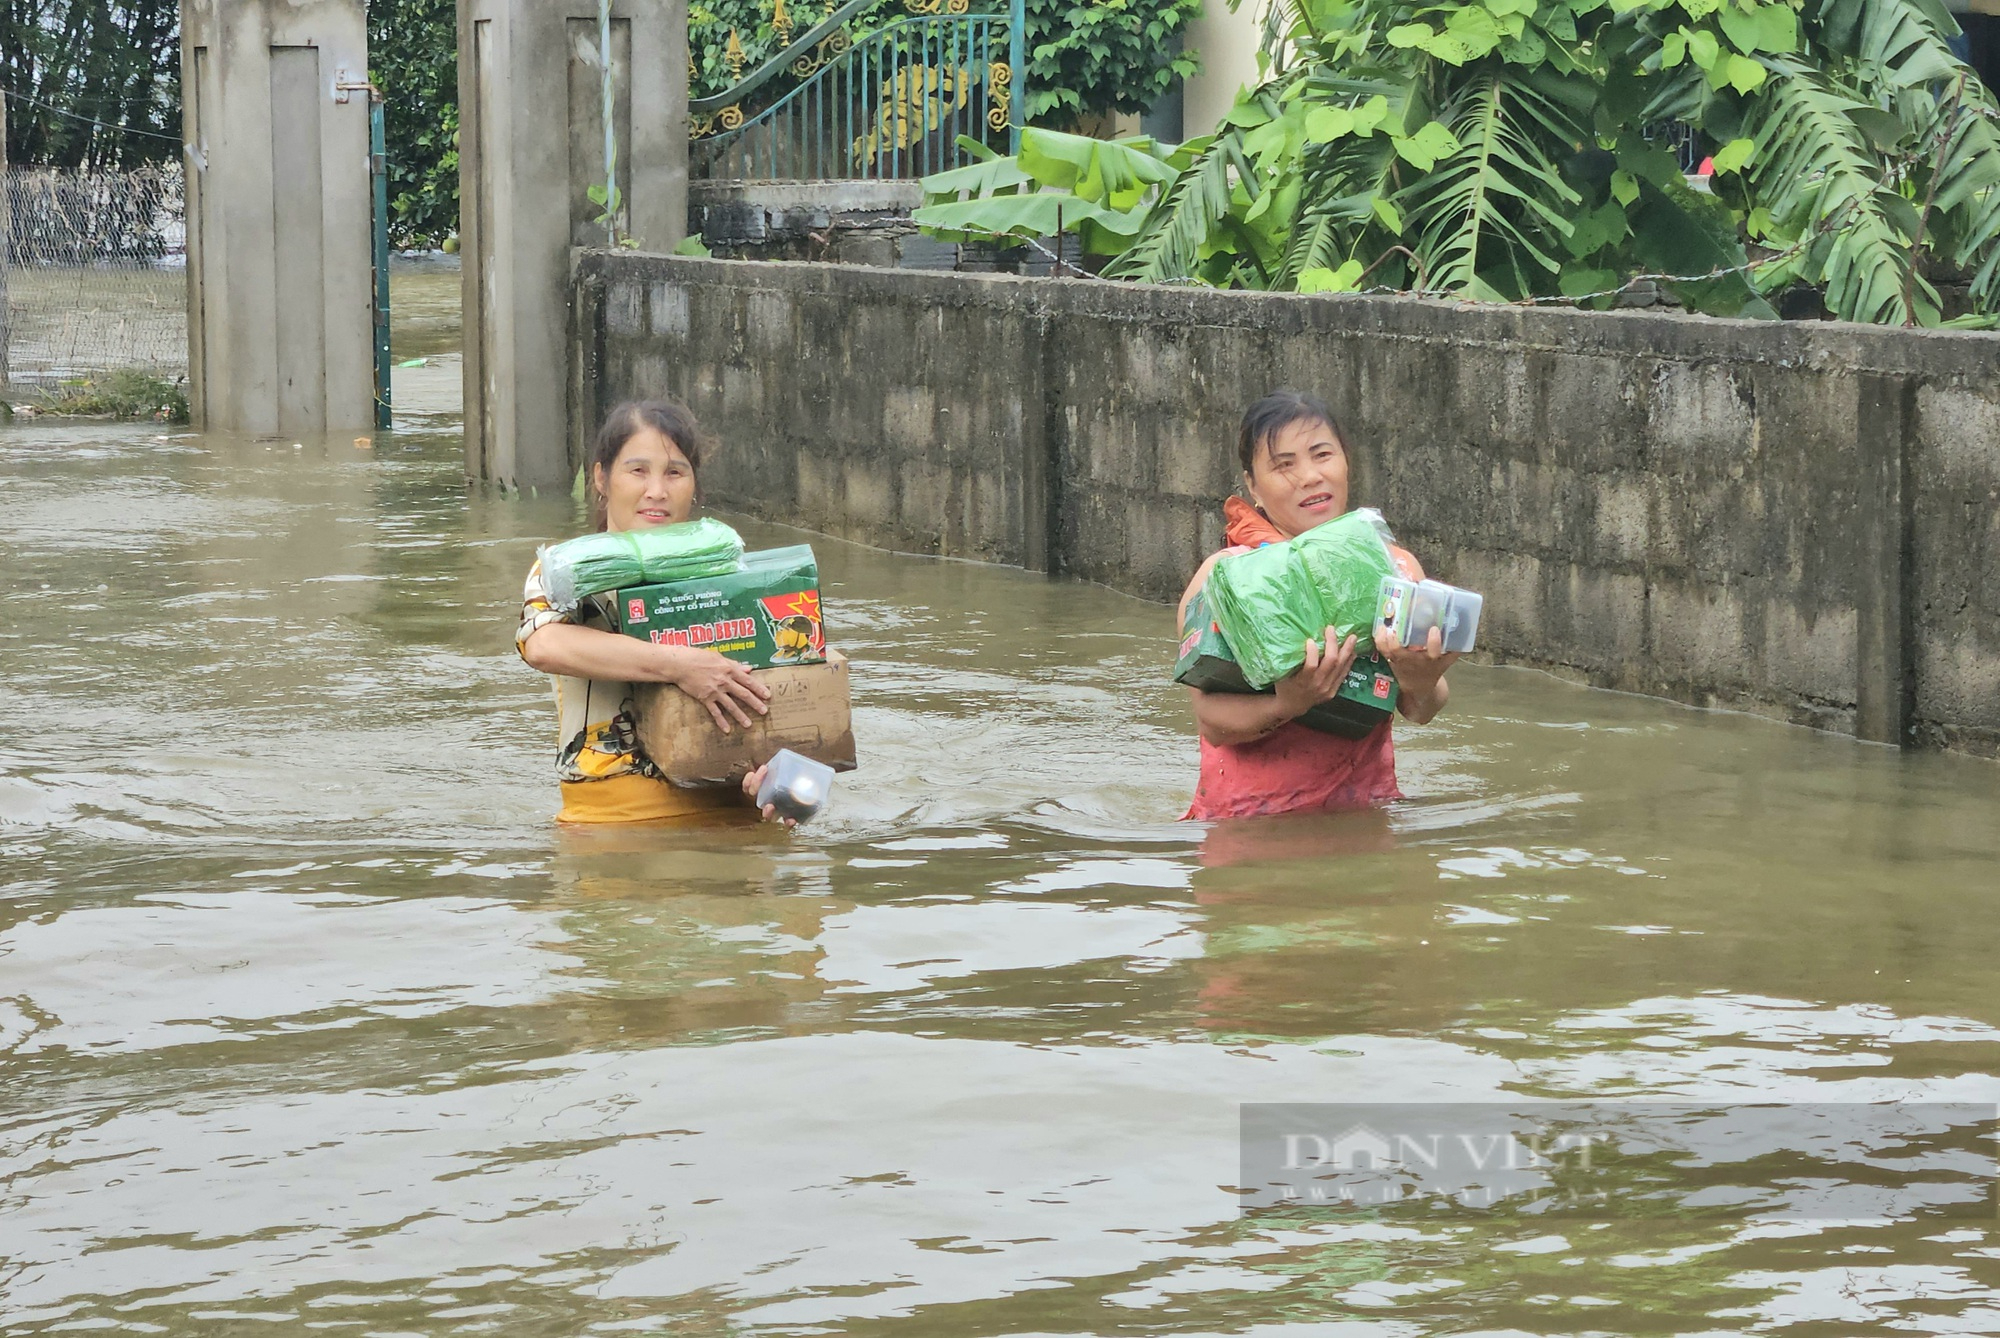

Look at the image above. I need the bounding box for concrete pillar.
[180,0,375,435]
[457,0,688,491]
[1854,373,1916,747]
[1,95,11,398]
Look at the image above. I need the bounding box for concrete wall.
[571,254,2000,758]
[181,0,375,434]
[690,180,1085,274]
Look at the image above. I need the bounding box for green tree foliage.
[692,0,925,100]
[368,0,459,248]
[697,0,832,100]
[1,1,458,246]
[1,0,179,168]
[920,0,2000,326]
[1024,0,1202,124]
[694,0,1200,127]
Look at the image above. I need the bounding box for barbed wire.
[1502,199,1854,309]
[915,184,1860,311]
[0,86,181,146]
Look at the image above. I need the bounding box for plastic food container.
[1379,577,1483,654]
[756,748,837,823]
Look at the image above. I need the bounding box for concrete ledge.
[689,179,925,212]
[572,252,2000,757]
[687,182,1083,275]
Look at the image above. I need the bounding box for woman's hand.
[1273,628,1359,719]
[665,647,771,733]
[1189,629,1358,747]
[740,764,798,827]
[1375,623,1458,725]
[519,625,772,733]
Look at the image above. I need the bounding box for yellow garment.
[558,773,753,825]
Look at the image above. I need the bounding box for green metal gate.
[369,95,391,430]
[690,0,1024,181]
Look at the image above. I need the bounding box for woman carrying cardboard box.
[517,399,786,825]
[1178,392,1459,820]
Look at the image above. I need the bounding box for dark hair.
[1237,390,1346,478]
[588,399,714,530]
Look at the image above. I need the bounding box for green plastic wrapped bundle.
[1206,508,1399,689]
[538,517,745,608]
[1297,510,1401,639]
[1175,580,1399,737]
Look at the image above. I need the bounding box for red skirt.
[1185,719,1400,821]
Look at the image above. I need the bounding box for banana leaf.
[1206,509,1399,689]
[539,518,745,609]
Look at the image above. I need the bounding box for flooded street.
[2,266,1998,1335]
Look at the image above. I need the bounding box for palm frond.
[1814,0,1967,90]
[1396,68,1583,298]
[1102,131,1258,282]
[1858,0,1961,88]
[1261,0,1303,71]
[1924,96,2000,308]
[1275,212,1346,288]
[1745,58,1939,323]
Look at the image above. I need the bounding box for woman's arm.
[522,620,682,681]
[521,621,772,732]
[1189,632,1360,746]
[1190,688,1297,746]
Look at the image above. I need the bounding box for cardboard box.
[617,544,826,669]
[632,650,857,786]
[1175,584,1397,739]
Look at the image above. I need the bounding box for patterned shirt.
[517,558,658,783]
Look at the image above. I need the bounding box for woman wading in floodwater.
[518,400,782,825]
[1179,392,1459,820]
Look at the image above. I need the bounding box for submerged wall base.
[571,253,2000,757]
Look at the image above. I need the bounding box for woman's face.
[1244,417,1349,538]
[596,427,696,532]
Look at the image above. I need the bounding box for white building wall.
[1181,0,1268,138]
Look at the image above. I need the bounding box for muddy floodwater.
[3,266,1999,1335]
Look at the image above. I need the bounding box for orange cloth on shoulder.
[1222,496,1284,548]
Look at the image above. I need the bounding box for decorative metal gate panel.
[690,0,1023,181]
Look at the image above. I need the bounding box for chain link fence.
[2,165,187,388]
